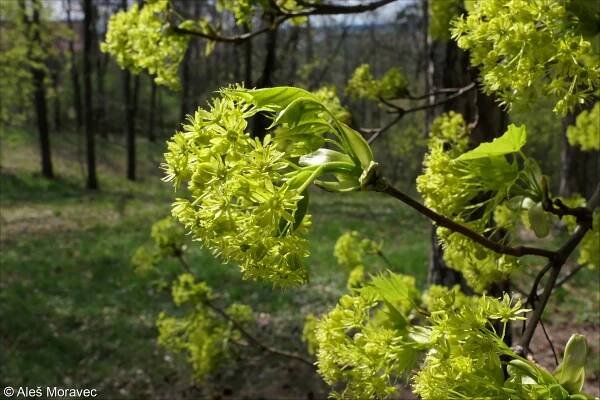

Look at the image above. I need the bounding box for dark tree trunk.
[94,3,108,137]
[253,26,278,137]
[180,47,191,121]
[66,0,83,129]
[148,78,157,142]
[122,67,139,181]
[52,71,61,133]
[83,0,98,189]
[285,26,300,84]
[24,0,54,178]
[559,108,597,198]
[96,53,108,137]
[120,0,139,181]
[243,24,253,87]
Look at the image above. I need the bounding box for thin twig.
[366,114,403,144]
[539,317,559,366]
[174,254,314,366]
[377,250,395,270]
[365,82,476,143]
[381,82,477,115]
[202,299,314,366]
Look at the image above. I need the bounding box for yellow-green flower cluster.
[418,122,543,291]
[567,102,600,151]
[163,86,375,285]
[312,86,351,124]
[310,272,576,399]
[333,231,381,270]
[429,0,462,41]
[438,226,519,292]
[413,292,529,400]
[131,216,186,277]
[314,273,423,399]
[102,0,190,88]
[164,94,310,286]
[452,0,600,115]
[157,274,253,381]
[346,64,408,100]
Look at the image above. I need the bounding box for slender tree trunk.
[96,54,107,137]
[122,62,139,181]
[52,71,61,133]
[180,47,191,121]
[148,78,157,142]
[83,0,98,189]
[66,0,83,129]
[253,25,278,137]
[559,108,597,198]
[23,0,54,178]
[243,24,253,87]
[94,3,108,137]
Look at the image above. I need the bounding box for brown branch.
[539,317,558,366]
[169,0,399,44]
[365,114,403,144]
[543,198,593,227]
[371,176,557,259]
[518,182,600,354]
[202,299,314,366]
[364,82,477,143]
[551,263,586,291]
[379,82,477,115]
[292,0,398,16]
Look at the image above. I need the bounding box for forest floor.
[1,128,598,399]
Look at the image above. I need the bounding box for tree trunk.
[243,24,253,87]
[66,0,83,129]
[180,46,191,121]
[23,0,54,178]
[148,78,157,142]
[122,65,139,181]
[52,71,61,133]
[83,0,98,189]
[559,108,597,198]
[253,25,278,137]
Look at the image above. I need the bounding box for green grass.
[0,128,429,398]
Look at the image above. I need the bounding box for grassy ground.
[1,128,597,399]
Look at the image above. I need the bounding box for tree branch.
[387,82,477,114]
[169,0,399,44]
[371,176,557,259]
[364,82,477,143]
[202,299,314,367]
[518,182,599,354]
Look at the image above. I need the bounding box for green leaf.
[231,86,317,112]
[272,97,328,128]
[362,272,420,315]
[457,124,527,161]
[339,124,374,169]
